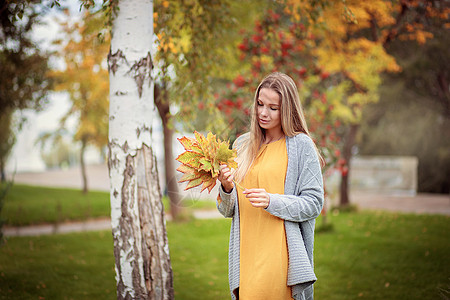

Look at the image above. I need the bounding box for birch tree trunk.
[107,0,174,299]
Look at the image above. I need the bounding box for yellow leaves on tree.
[285,0,445,125]
[176,131,237,193]
[48,11,109,149]
[312,1,402,86]
[285,0,434,124]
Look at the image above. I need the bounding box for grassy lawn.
[1,211,449,299]
[314,211,449,299]
[1,184,216,226]
[2,184,111,226]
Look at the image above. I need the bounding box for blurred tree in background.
[0,112,16,182]
[153,0,277,219]
[44,9,109,194]
[0,0,54,180]
[40,137,79,169]
[359,5,450,193]
[153,0,237,219]
[295,0,448,204]
[216,0,449,204]
[216,1,401,205]
[215,8,345,170]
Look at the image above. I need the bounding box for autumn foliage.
[214,8,345,173]
[48,10,109,149]
[176,131,237,193]
[214,1,447,180]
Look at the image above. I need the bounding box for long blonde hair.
[234,72,324,182]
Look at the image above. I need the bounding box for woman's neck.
[263,129,285,144]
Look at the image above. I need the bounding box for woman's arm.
[265,189,323,222]
[265,135,324,222]
[216,133,249,218]
[216,185,236,218]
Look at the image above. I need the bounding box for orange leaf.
[179,172,201,183]
[176,151,202,165]
[184,177,203,190]
[176,164,195,174]
[201,176,217,193]
[194,131,207,146]
[177,136,195,151]
[176,131,237,194]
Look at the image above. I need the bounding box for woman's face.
[257,88,281,132]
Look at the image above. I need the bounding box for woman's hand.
[218,164,235,193]
[243,188,270,209]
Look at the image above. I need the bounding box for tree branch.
[383,2,408,46]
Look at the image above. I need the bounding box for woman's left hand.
[243,188,270,209]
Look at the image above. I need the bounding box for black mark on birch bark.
[136,125,152,139]
[122,141,129,153]
[127,51,153,98]
[108,49,128,75]
[115,91,127,96]
[107,144,120,170]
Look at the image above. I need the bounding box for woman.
[217,72,324,300]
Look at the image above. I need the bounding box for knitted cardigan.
[217,133,324,300]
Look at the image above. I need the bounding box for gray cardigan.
[217,133,324,300]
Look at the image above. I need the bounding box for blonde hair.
[235,72,324,182]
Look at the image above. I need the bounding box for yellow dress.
[238,137,292,299]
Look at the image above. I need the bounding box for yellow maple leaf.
[176,131,237,193]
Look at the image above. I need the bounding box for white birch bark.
[107,0,173,299]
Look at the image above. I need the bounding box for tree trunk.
[154,84,181,220]
[80,138,88,194]
[108,1,174,299]
[339,124,359,206]
[0,159,5,183]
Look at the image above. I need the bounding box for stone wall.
[350,156,418,196]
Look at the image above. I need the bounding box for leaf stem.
[233,180,246,191]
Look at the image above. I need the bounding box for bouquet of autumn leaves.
[176,131,237,193]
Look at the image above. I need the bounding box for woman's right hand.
[218,164,235,193]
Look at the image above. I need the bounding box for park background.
[0,0,449,299]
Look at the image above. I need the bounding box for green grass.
[1,184,217,226]
[2,184,111,226]
[0,230,116,300]
[314,211,450,299]
[0,219,230,300]
[1,212,449,299]
[168,219,231,299]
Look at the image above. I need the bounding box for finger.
[219,166,231,177]
[249,200,269,208]
[219,169,229,178]
[225,174,235,185]
[224,172,234,181]
[245,192,267,199]
[225,169,235,179]
[248,198,263,203]
[246,193,269,205]
[220,164,229,172]
[242,188,265,194]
